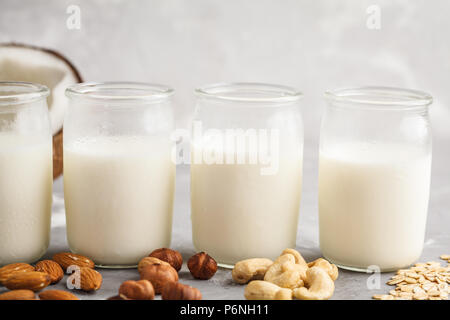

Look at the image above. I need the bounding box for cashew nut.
[244,280,292,300]
[232,258,273,284]
[281,248,308,268]
[307,258,339,281]
[264,254,305,289]
[293,267,335,300]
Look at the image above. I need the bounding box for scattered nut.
[140,263,179,294]
[232,258,273,284]
[281,248,308,268]
[3,271,51,292]
[0,263,35,285]
[52,252,95,271]
[0,289,36,300]
[187,252,218,280]
[264,254,305,289]
[138,257,170,275]
[244,280,292,300]
[107,295,125,300]
[162,281,202,300]
[307,258,339,281]
[149,248,183,272]
[79,267,102,291]
[39,289,79,300]
[281,249,309,281]
[293,267,335,300]
[234,249,339,300]
[35,260,64,284]
[119,280,155,300]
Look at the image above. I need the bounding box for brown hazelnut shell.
[187,252,218,280]
[161,282,202,300]
[140,263,178,294]
[149,248,183,272]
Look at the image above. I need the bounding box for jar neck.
[325,86,432,114]
[195,82,303,105]
[65,82,174,107]
[326,101,430,116]
[0,82,49,111]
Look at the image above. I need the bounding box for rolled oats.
[374,255,450,300]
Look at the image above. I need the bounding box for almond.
[0,263,35,285]
[53,252,95,270]
[39,289,79,300]
[4,271,51,292]
[0,289,36,300]
[79,267,102,291]
[35,260,64,284]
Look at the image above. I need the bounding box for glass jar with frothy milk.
[64,82,175,268]
[319,86,433,272]
[0,82,53,266]
[191,83,304,268]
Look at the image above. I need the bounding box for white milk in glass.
[64,136,175,266]
[0,134,52,265]
[319,142,431,271]
[191,140,303,265]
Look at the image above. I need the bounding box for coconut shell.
[0,43,83,179]
[52,129,64,179]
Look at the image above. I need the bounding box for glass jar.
[319,86,433,272]
[0,82,52,265]
[64,82,175,268]
[191,82,304,267]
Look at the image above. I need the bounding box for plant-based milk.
[64,136,175,266]
[191,144,303,266]
[0,134,52,265]
[319,142,431,271]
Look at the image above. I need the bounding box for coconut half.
[0,43,82,179]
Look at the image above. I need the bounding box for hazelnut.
[138,257,170,275]
[161,281,202,300]
[149,248,183,272]
[140,263,178,294]
[107,295,125,300]
[119,280,155,300]
[187,252,218,280]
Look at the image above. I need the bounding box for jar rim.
[195,82,303,103]
[324,86,433,109]
[65,82,174,103]
[0,81,50,106]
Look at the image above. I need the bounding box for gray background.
[0,0,449,300]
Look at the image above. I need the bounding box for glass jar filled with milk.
[319,86,433,272]
[0,82,53,265]
[191,83,304,268]
[64,82,175,268]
